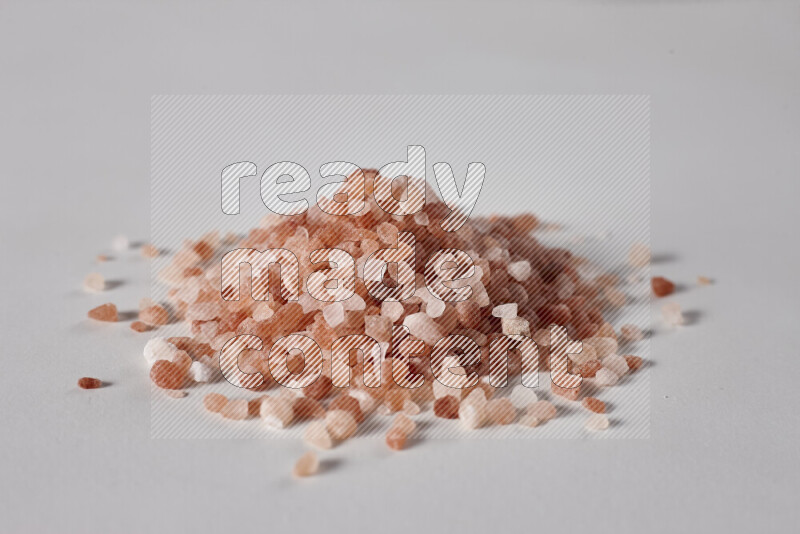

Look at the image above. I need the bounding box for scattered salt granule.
[491,303,518,319]
[322,302,345,328]
[603,287,627,308]
[143,337,179,367]
[96,254,110,262]
[552,382,581,401]
[602,354,629,377]
[628,242,650,268]
[578,359,603,378]
[260,397,295,429]
[292,397,325,421]
[329,395,365,423]
[149,360,188,390]
[203,393,227,413]
[585,414,610,432]
[595,368,620,387]
[189,359,216,383]
[502,317,530,336]
[83,272,105,292]
[303,421,333,450]
[661,301,685,326]
[402,399,421,416]
[487,398,516,425]
[433,396,460,419]
[111,234,129,251]
[623,355,644,372]
[697,276,712,286]
[88,303,118,322]
[582,397,606,414]
[585,336,618,358]
[620,324,644,342]
[293,452,320,478]
[77,377,102,389]
[507,260,532,281]
[651,276,676,297]
[130,321,150,332]
[526,400,556,421]
[458,400,486,430]
[518,414,541,428]
[508,384,538,409]
[403,312,444,345]
[325,410,358,440]
[348,389,377,415]
[164,389,188,399]
[141,244,159,258]
[140,304,169,326]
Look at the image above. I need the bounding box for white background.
[1,1,798,533]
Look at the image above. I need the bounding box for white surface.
[1,1,799,533]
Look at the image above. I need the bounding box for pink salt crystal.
[595,368,620,387]
[552,382,581,401]
[403,312,444,345]
[518,414,541,428]
[111,234,129,251]
[413,211,430,226]
[328,395,365,423]
[130,321,150,333]
[582,397,606,414]
[164,389,188,399]
[293,451,319,478]
[386,428,408,451]
[325,410,358,440]
[455,300,482,329]
[203,393,227,413]
[568,343,597,366]
[402,399,421,416]
[526,400,556,421]
[303,421,333,450]
[389,413,417,436]
[150,360,187,390]
[88,303,118,322]
[603,287,627,308]
[189,359,216,383]
[78,377,103,389]
[501,317,530,336]
[623,355,644,372]
[376,222,399,244]
[322,302,345,328]
[661,301,685,326]
[602,354,629,377]
[381,301,404,323]
[584,336,618,358]
[620,324,644,342]
[697,276,712,286]
[260,397,295,429]
[585,413,610,432]
[96,254,110,262]
[491,303,518,319]
[342,293,366,311]
[141,244,159,258]
[628,242,650,268]
[252,302,275,321]
[364,315,392,342]
[507,260,532,281]
[220,399,249,420]
[433,396,460,419]
[83,272,105,292]
[349,389,377,415]
[508,385,538,409]
[458,401,486,430]
[293,397,326,421]
[487,398,516,425]
[425,298,446,319]
[140,305,169,327]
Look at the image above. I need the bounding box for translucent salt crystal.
[87,303,118,322]
[329,395,365,423]
[303,421,333,450]
[620,324,644,342]
[697,276,712,286]
[403,312,444,345]
[260,397,295,429]
[464,388,488,408]
[651,276,675,297]
[389,413,417,436]
[518,414,541,428]
[365,315,392,342]
[203,393,227,413]
[83,272,105,292]
[293,451,319,477]
[150,360,187,390]
[584,337,618,358]
[220,399,248,420]
[111,234,129,251]
[661,301,684,326]
[624,355,644,371]
[487,398,516,425]
[342,293,366,311]
[252,301,275,321]
[458,401,486,430]
[492,303,518,319]
[508,384,538,409]
[582,397,606,414]
[425,298,446,319]
[595,368,620,387]
[322,302,345,328]
[189,359,216,383]
[402,399,421,416]
[143,337,179,367]
[471,282,491,308]
[507,261,531,281]
[186,302,222,321]
[349,389,377,414]
[433,396,460,419]
[325,410,358,440]
[628,242,650,268]
[526,400,556,421]
[502,317,530,336]
[585,414,610,432]
[568,343,596,366]
[386,428,408,451]
[413,211,429,226]
[602,354,629,377]
[140,305,169,326]
[381,301,404,323]
[78,377,102,389]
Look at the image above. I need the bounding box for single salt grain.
[389,413,417,436]
[582,397,606,413]
[402,399,421,416]
[203,393,227,413]
[130,321,150,332]
[78,377,102,389]
[349,389,377,414]
[293,397,325,420]
[518,414,541,428]
[526,400,556,421]
[189,360,216,383]
[585,413,610,432]
[381,301,404,323]
[628,242,650,268]
[111,234,129,251]
[260,397,295,429]
[602,354,629,377]
[433,396,459,419]
[458,401,486,430]
[502,317,530,336]
[661,301,684,326]
[325,410,358,440]
[96,254,110,262]
[141,244,159,258]
[322,302,345,328]
[697,276,712,286]
[487,398,516,425]
[149,360,187,390]
[83,272,105,292]
[651,276,676,297]
[303,421,333,450]
[595,368,620,387]
[140,305,169,326]
[143,337,179,367]
[508,384,538,409]
[623,355,644,372]
[507,261,532,281]
[492,303,518,319]
[88,303,118,322]
[328,395,365,423]
[578,359,603,378]
[293,451,319,478]
[164,389,187,399]
[552,382,581,401]
[620,324,644,342]
[386,428,408,451]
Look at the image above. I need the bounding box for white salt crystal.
[83,272,105,292]
[662,301,685,326]
[602,354,629,377]
[507,261,532,281]
[585,414,610,432]
[508,384,538,409]
[189,359,217,383]
[322,302,345,328]
[111,234,129,251]
[492,303,518,319]
[143,337,179,368]
[595,368,620,387]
